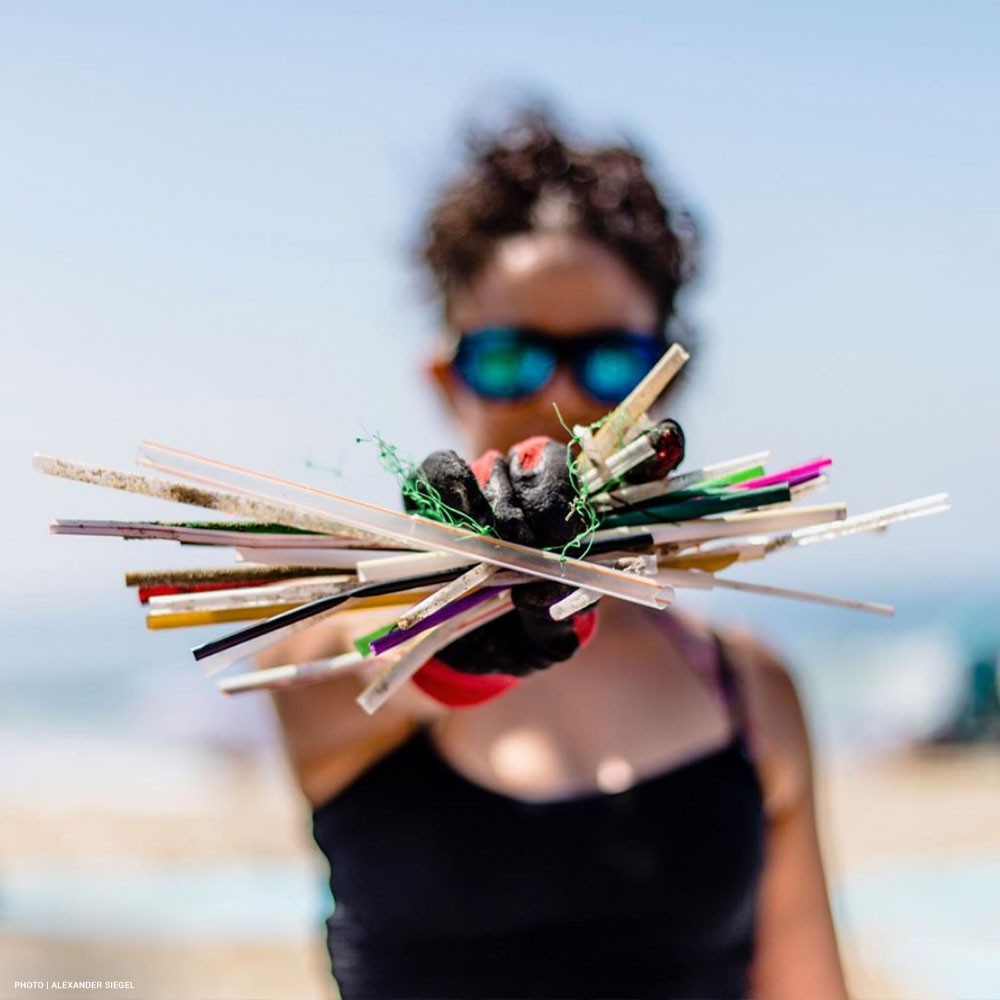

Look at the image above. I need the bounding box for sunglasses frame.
[448,325,668,405]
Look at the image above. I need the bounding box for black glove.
[403,436,594,677]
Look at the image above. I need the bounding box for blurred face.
[427,231,660,455]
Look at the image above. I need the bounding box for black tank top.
[311,631,765,1000]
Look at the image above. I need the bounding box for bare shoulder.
[719,625,814,820]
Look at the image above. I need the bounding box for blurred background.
[2,2,998,997]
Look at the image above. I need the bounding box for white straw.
[147,576,351,614]
[219,650,366,694]
[394,563,497,631]
[589,503,845,548]
[548,588,602,620]
[356,550,475,582]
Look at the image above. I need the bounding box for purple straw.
[370,586,508,655]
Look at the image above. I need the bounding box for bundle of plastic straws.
[35,346,949,714]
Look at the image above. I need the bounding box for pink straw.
[737,458,832,491]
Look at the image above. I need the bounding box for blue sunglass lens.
[578,337,663,404]
[454,330,555,400]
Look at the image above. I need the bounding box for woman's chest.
[429,607,736,801]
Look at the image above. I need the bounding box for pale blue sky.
[4,1,997,614]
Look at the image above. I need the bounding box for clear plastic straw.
[592,502,846,548]
[147,576,352,614]
[787,495,949,547]
[653,568,895,616]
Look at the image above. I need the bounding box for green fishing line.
[550,404,602,563]
[356,432,496,537]
[304,458,343,477]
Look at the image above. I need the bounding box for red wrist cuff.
[411,658,523,707]
[411,608,599,708]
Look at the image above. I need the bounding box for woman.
[262,110,848,1000]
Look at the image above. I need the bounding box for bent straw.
[136,441,672,609]
[357,591,515,714]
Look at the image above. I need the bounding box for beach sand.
[1,742,997,1000]
[820,744,1000,1000]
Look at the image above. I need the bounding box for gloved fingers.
[476,451,536,546]
[517,609,583,664]
[436,611,555,677]
[406,450,495,530]
[507,437,588,548]
[510,579,577,614]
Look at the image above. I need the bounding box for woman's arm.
[729,633,849,1000]
[260,607,446,807]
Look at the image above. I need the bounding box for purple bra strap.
[643,608,751,749]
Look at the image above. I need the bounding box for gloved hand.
[403,436,597,677]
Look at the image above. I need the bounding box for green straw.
[599,483,791,529]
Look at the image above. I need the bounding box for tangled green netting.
[356,432,497,538]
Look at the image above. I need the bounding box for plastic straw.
[191,565,468,669]
[576,344,689,474]
[219,650,366,694]
[370,586,505,655]
[736,458,832,491]
[356,591,515,714]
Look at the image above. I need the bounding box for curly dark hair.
[418,107,700,341]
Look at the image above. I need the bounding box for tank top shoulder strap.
[711,631,752,752]
[642,608,753,752]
